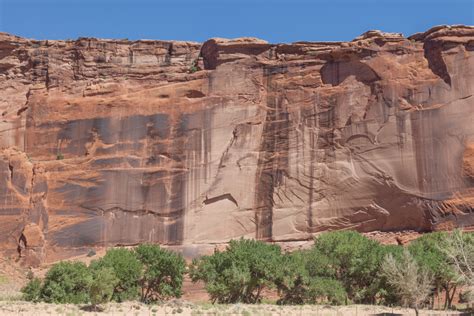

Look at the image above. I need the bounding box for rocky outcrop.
[0,25,473,266]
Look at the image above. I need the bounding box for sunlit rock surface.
[0,25,473,265]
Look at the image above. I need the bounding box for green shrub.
[189,59,200,73]
[276,249,347,305]
[377,244,405,305]
[190,238,282,303]
[409,232,458,309]
[21,277,42,302]
[41,261,92,304]
[311,231,385,304]
[307,277,347,305]
[440,230,474,306]
[275,250,310,304]
[89,267,119,307]
[134,244,186,302]
[89,248,142,302]
[381,249,433,315]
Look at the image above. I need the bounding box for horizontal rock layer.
[0,26,473,265]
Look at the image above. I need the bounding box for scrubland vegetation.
[20,230,473,314]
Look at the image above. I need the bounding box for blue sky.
[0,0,472,43]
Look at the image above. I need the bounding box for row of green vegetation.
[22,244,186,307]
[190,231,473,315]
[22,231,473,314]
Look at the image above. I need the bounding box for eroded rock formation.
[0,25,473,265]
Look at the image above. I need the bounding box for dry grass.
[0,300,468,316]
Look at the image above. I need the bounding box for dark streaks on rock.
[0,26,473,265]
[254,65,290,240]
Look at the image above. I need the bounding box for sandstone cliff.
[0,25,473,266]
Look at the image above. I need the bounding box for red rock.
[0,25,473,265]
[463,143,474,178]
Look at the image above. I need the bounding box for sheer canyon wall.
[0,25,473,266]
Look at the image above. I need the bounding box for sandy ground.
[0,300,470,316]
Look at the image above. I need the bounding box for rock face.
[0,26,473,265]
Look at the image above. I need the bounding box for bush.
[275,250,311,304]
[190,238,282,303]
[89,267,119,307]
[21,277,42,302]
[442,230,474,304]
[41,261,93,304]
[189,59,200,73]
[307,277,347,305]
[89,248,142,302]
[276,250,347,305]
[409,232,458,309]
[311,231,385,303]
[377,244,405,305]
[381,249,433,316]
[134,244,186,302]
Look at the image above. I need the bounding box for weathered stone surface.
[463,143,474,179]
[0,25,473,265]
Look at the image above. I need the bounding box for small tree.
[40,261,93,304]
[275,250,311,304]
[89,267,119,310]
[312,230,385,303]
[134,244,186,302]
[409,232,459,309]
[307,277,347,305]
[442,230,474,305]
[190,238,282,303]
[276,250,346,305]
[381,249,433,316]
[89,248,142,302]
[377,244,404,306]
[21,277,42,302]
